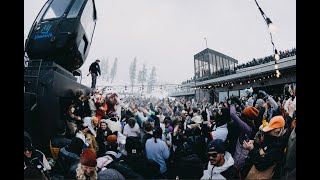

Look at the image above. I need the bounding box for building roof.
[194,48,238,63]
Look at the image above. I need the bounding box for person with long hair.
[76,149,98,180]
[145,126,170,175]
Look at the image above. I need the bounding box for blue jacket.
[145,137,170,173]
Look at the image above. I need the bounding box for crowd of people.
[24,84,296,179]
[236,47,296,70]
[185,47,296,84]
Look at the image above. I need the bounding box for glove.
[259,90,269,98]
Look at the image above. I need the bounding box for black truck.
[24,0,97,152]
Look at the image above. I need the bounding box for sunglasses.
[207,152,218,158]
[24,147,33,152]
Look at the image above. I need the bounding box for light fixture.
[276,70,281,78]
[274,64,279,69]
[254,0,280,76]
[255,1,277,34]
[274,49,280,61]
[269,25,278,35]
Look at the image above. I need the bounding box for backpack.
[125,136,143,155]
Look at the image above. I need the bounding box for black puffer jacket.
[242,131,289,178]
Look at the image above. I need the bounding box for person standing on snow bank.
[88,59,101,89]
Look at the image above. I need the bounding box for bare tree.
[142,64,147,83]
[100,58,109,82]
[147,66,157,93]
[129,57,137,92]
[110,58,118,84]
[137,64,147,92]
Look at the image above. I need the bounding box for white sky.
[24,0,296,85]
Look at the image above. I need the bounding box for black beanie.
[24,132,33,149]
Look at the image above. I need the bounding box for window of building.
[219,91,228,103]
[229,90,239,97]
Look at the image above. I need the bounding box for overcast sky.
[24,0,296,86]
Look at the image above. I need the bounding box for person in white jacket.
[201,139,239,179]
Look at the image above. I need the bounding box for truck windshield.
[43,0,72,20]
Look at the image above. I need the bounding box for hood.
[97,155,114,169]
[216,123,228,129]
[83,117,97,137]
[60,147,80,161]
[207,151,234,175]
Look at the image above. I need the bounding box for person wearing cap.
[88,59,101,89]
[242,115,289,179]
[76,149,98,179]
[201,139,239,179]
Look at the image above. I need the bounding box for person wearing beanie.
[76,149,98,180]
[107,134,117,145]
[255,99,265,109]
[242,106,259,120]
[104,134,124,160]
[201,139,239,179]
[24,132,52,178]
[254,98,266,130]
[147,116,155,126]
[242,115,290,179]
